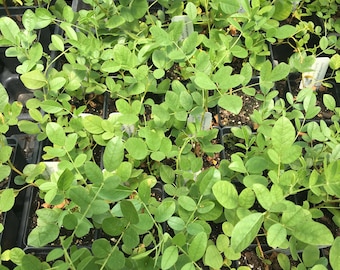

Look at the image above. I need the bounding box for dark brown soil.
[26,191,96,247]
[289,76,336,120]
[218,90,261,127]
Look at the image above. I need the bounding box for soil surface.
[218,88,261,127]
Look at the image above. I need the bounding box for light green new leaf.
[194,72,216,89]
[267,223,287,248]
[0,165,11,181]
[275,25,297,39]
[20,70,47,89]
[185,2,197,20]
[0,17,20,45]
[323,94,336,111]
[252,184,272,210]
[40,100,64,114]
[231,213,264,252]
[82,115,104,134]
[293,221,334,246]
[278,253,290,270]
[330,54,340,70]
[212,181,238,209]
[330,237,340,269]
[46,122,66,146]
[18,120,41,134]
[125,137,148,160]
[270,63,290,82]
[218,94,243,114]
[161,246,179,270]
[51,34,64,51]
[103,137,124,172]
[188,231,208,261]
[0,189,15,212]
[204,245,223,269]
[271,116,300,163]
[229,154,247,173]
[0,84,9,112]
[302,245,320,268]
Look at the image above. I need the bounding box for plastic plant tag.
[299,57,330,89]
[109,112,135,136]
[171,15,194,41]
[42,161,60,178]
[187,112,212,131]
[292,1,300,11]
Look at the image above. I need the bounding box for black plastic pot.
[0,137,27,251]
[287,74,340,122]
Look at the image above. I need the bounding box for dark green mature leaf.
[103,137,124,172]
[57,169,74,191]
[155,200,176,222]
[231,213,264,252]
[46,122,66,146]
[21,254,43,270]
[293,221,334,246]
[69,186,91,212]
[102,217,127,236]
[27,224,59,247]
[212,181,238,209]
[178,196,196,211]
[197,167,221,196]
[120,200,139,224]
[84,161,103,185]
[92,238,111,259]
[188,232,208,261]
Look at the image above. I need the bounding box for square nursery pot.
[0,68,35,121]
[287,74,340,123]
[217,77,261,129]
[234,243,329,269]
[18,186,100,252]
[0,137,27,251]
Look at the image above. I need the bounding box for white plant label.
[187,112,212,131]
[171,15,194,41]
[299,57,330,89]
